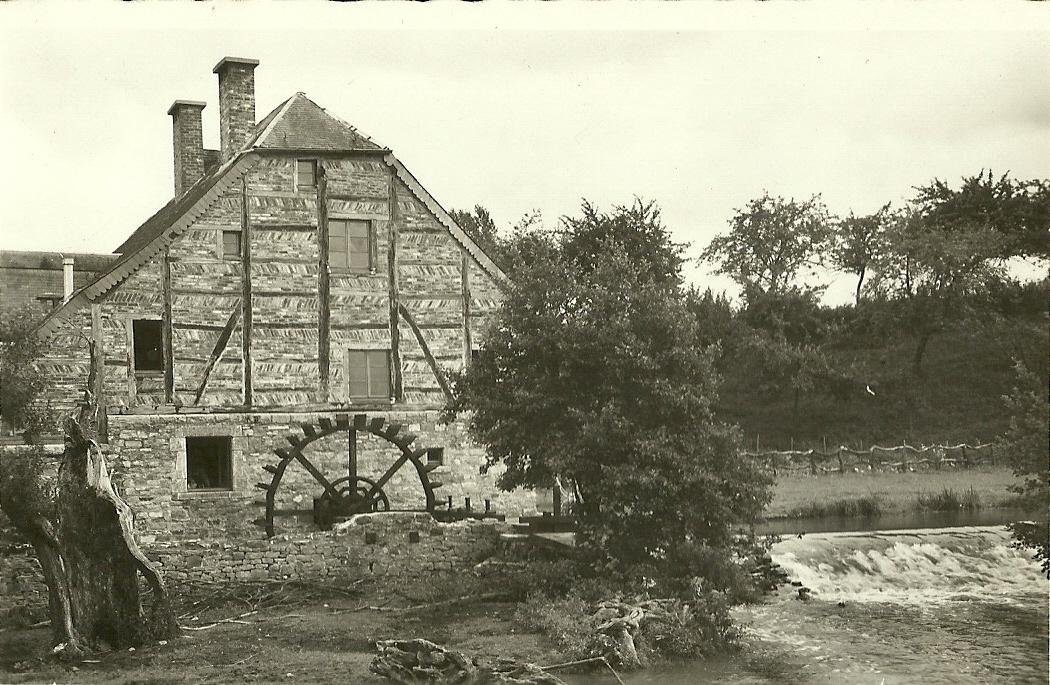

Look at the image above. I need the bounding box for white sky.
[1,5,1048,304]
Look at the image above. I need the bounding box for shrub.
[915,487,981,512]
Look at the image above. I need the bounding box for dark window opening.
[470,348,480,364]
[329,219,372,272]
[133,319,163,373]
[426,447,445,466]
[296,159,317,190]
[348,349,390,399]
[222,230,241,260]
[186,436,233,491]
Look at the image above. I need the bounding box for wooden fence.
[744,442,998,476]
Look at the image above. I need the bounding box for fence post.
[809,453,816,476]
[837,446,844,475]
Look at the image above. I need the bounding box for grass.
[766,466,1027,519]
[915,487,982,512]
[785,494,883,519]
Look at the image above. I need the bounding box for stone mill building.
[4,57,541,588]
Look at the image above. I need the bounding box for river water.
[565,525,1048,684]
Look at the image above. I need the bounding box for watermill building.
[6,57,540,589]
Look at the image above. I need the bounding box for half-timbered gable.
[26,58,534,555]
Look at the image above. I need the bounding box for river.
[565,524,1048,684]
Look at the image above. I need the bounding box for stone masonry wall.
[106,410,537,545]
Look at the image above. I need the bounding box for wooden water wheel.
[254,413,444,537]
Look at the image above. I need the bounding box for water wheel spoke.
[363,453,410,503]
[294,452,340,497]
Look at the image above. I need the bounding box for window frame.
[221,229,242,261]
[295,158,317,192]
[131,318,164,377]
[185,435,234,492]
[346,348,392,401]
[328,218,374,274]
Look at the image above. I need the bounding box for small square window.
[296,159,317,190]
[222,231,241,260]
[186,436,233,491]
[133,319,163,373]
[348,349,391,399]
[426,447,445,466]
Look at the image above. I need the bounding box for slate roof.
[254,94,385,152]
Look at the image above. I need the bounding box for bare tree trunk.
[854,267,866,306]
[912,330,933,377]
[0,346,177,657]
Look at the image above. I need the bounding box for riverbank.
[0,585,567,684]
[765,466,1027,519]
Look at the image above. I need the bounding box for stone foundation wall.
[106,410,537,545]
[0,512,504,622]
[151,512,503,583]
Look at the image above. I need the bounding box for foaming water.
[565,525,1049,684]
[771,525,1044,604]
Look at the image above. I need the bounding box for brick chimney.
[167,100,207,196]
[62,257,74,301]
[213,57,259,162]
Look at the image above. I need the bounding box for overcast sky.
[1,5,1047,303]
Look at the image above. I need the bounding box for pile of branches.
[176,577,365,626]
[371,639,565,685]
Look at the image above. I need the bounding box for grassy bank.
[765,466,1027,519]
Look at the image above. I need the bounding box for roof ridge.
[296,92,387,151]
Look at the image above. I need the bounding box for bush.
[915,487,981,512]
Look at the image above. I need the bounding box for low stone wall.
[151,512,504,583]
[0,512,504,621]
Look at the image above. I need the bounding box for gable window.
[186,436,233,490]
[222,230,242,260]
[329,219,372,273]
[132,319,163,373]
[348,349,390,399]
[296,159,317,190]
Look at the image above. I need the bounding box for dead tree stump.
[0,355,177,656]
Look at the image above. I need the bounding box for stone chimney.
[213,57,259,162]
[62,257,74,301]
[167,100,207,196]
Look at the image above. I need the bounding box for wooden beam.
[90,304,108,441]
[348,429,357,481]
[397,303,454,403]
[387,172,403,401]
[192,305,241,405]
[125,318,135,401]
[317,162,331,401]
[161,251,174,403]
[240,176,254,406]
[460,249,472,367]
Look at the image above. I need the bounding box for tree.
[700,193,832,302]
[912,170,1050,261]
[0,314,177,655]
[997,361,1050,577]
[450,205,501,260]
[447,200,771,583]
[831,205,891,306]
[1,305,53,440]
[872,202,1008,375]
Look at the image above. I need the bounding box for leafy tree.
[997,361,1050,577]
[1,305,54,441]
[448,200,771,583]
[450,205,501,260]
[872,201,1009,374]
[912,171,1050,261]
[831,205,891,306]
[701,192,832,301]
